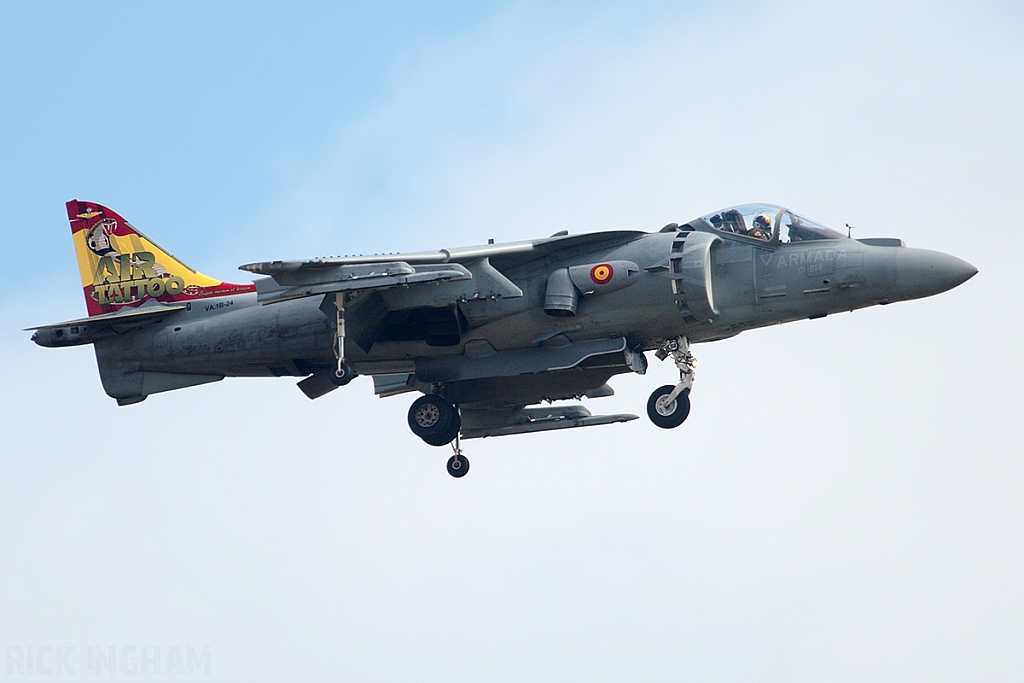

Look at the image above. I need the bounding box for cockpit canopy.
[699,203,844,243]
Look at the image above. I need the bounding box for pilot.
[749,213,772,240]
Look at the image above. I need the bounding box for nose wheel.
[647,385,691,428]
[649,336,696,429]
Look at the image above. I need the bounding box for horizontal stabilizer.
[28,302,186,348]
[27,302,186,331]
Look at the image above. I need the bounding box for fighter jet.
[30,200,976,476]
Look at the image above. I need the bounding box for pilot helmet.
[753,213,772,230]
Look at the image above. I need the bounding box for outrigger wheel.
[329,362,357,387]
[408,394,461,446]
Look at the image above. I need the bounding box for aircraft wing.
[240,230,646,272]
[244,261,485,305]
[238,230,647,305]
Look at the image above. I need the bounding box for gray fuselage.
[87,226,973,398]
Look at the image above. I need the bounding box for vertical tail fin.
[67,200,254,316]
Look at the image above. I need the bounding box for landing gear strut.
[407,394,469,477]
[648,336,696,429]
[447,432,470,478]
[330,293,356,386]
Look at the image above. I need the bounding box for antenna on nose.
[846,223,855,238]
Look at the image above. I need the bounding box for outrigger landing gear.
[648,336,696,429]
[330,293,356,386]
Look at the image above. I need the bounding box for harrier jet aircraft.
[30,200,976,476]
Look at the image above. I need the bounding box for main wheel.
[421,410,461,447]
[647,385,690,429]
[329,362,357,386]
[447,454,470,478]
[408,395,456,443]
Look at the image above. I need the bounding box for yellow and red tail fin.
[67,199,255,316]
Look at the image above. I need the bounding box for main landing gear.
[648,336,696,429]
[407,394,469,477]
[447,438,470,478]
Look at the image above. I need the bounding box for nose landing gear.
[648,336,696,429]
[647,385,690,428]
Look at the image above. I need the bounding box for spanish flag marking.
[590,263,613,285]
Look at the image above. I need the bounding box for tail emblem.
[66,199,255,316]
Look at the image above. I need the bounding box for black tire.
[647,385,690,429]
[447,454,470,478]
[408,395,455,441]
[421,410,461,447]
[329,362,357,387]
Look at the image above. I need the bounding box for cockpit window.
[700,203,844,243]
[708,209,747,234]
[781,211,843,242]
[704,203,779,241]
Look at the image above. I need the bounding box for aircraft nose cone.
[895,248,977,301]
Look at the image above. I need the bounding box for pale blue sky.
[2,2,1023,681]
